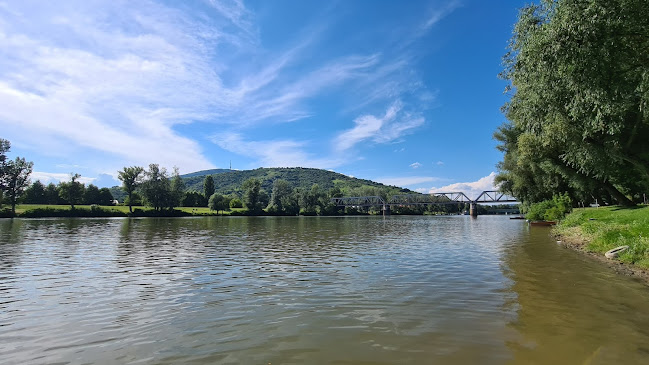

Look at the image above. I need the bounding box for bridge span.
[331,191,517,217]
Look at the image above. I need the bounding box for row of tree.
[495,0,649,206]
[22,178,114,207]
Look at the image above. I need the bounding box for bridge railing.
[474,190,517,203]
[332,191,517,207]
[387,192,472,205]
[330,196,386,207]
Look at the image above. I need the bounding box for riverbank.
[1,204,246,218]
[553,205,649,283]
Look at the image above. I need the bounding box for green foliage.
[170,168,185,209]
[58,173,84,209]
[22,180,46,204]
[45,183,62,204]
[203,175,215,204]
[118,166,144,213]
[0,139,34,214]
[267,179,299,215]
[182,167,410,198]
[208,193,230,213]
[242,177,263,213]
[496,0,649,206]
[229,198,243,208]
[181,191,206,207]
[139,164,172,211]
[525,193,572,221]
[83,184,101,205]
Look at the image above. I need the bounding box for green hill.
[183,167,412,197]
[109,167,413,201]
[180,168,230,178]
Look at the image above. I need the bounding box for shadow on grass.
[611,205,646,211]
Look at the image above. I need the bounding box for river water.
[1,216,648,364]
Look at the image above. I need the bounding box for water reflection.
[503,227,649,364]
[1,216,648,364]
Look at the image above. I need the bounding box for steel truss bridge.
[331,191,517,216]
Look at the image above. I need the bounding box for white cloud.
[336,101,424,152]
[31,171,95,185]
[436,161,444,166]
[428,172,497,200]
[410,162,422,169]
[0,1,440,176]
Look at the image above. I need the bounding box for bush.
[525,193,572,221]
[19,207,127,218]
[229,198,243,208]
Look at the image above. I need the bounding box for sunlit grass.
[14,204,247,216]
[556,205,649,268]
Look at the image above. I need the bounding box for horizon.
[0,0,527,199]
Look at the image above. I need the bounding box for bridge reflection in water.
[331,191,518,217]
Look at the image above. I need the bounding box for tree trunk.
[601,180,635,206]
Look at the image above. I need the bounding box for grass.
[555,205,649,269]
[11,204,247,216]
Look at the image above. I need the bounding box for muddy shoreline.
[553,231,649,285]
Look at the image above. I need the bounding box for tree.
[98,188,114,206]
[45,183,61,204]
[58,173,84,209]
[170,167,185,209]
[23,180,47,204]
[83,184,101,205]
[496,0,649,206]
[118,166,144,213]
[140,164,171,211]
[208,193,230,214]
[2,157,33,214]
[242,178,262,213]
[229,197,243,209]
[267,179,298,215]
[203,175,215,205]
[299,183,325,215]
[0,138,11,208]
[182,191,207,207]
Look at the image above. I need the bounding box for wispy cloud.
[410,162,422,169]
[0,0,453,176]
[421,0,462,31]
[335,101,424,152]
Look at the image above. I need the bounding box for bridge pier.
[382,205,391,216]
[469,202,478,217]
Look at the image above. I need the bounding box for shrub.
[525,193,572,221]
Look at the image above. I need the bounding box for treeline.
[495,0,649,207]
[21,178,115,207]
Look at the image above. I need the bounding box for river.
[1,216,648,364]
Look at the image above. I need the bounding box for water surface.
[1,216,648,364]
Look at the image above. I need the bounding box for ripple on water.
[1,216,649,364]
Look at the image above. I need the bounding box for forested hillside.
[182,167,412,197]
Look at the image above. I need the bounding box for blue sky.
[0,0,526,198]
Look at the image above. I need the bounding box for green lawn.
[555,205,649,268]
[13,204,246,216]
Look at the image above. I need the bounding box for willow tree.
[496,0,649,205]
